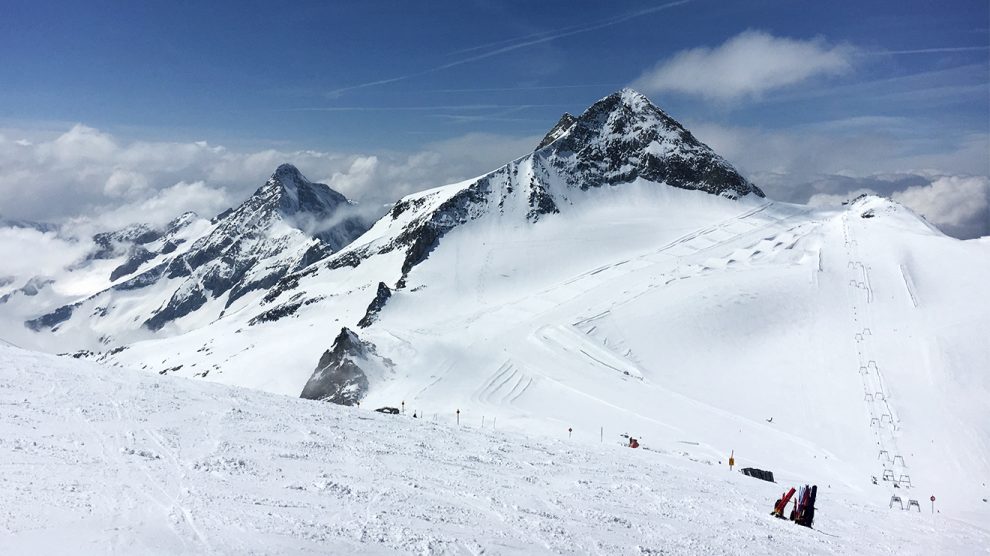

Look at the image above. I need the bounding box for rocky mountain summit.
[26,165,368,339]
[537,89,763,199]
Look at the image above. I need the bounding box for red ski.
[772,487,797,518]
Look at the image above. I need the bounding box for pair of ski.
[771,484,816,528]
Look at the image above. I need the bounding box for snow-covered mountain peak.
[167,210,198,230]
[227,163,364,251]
[21,163,370,341]
[537,88,763,199]
[273,162,305,180]
[250,163,349,218]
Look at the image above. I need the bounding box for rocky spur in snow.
[299,327,393,405]
[357,281,392,328]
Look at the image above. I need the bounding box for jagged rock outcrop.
[536,113,577,150]
[357,282,392,328]
[110,246,155,282]
[299,327,378,405]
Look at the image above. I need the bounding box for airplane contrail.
[326,0,692,97]
[873,45,989,55]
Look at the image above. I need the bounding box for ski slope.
[12,90,987,537]
[2,344,987,554]
[98,185,990,526]
[358,192,990,522]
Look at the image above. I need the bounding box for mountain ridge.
[24,164,369,342]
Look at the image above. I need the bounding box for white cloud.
[318,132,539,209]
[0,124,538,231]
[891,176,989,239]
[328,156,380,199]
[104,168,150,198]
[0,226,92,280]
[86,181,233,232]
[689,121,988,195]
[632,30,855,101]
[686,120,989,238]
[805,176,989,239]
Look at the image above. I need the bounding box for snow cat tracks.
[474,361,533,406]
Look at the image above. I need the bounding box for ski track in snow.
[2,345,988,555]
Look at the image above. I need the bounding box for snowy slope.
[26,90,990,526]
[2,344,987,554]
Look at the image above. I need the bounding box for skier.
[628,437,639,449]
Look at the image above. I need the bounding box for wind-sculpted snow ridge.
[3,344,988,554]
[23,164,368,346]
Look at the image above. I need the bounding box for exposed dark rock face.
[110,246,155,281]
[391,179,493,288]
[527,175,559,221]
[536,113,577,150]
[145,286,209,331]
[211,208,234,224]
[538,89,763,199]
[112,262,168,291]
[248,294,324,326]
[26,304,74,331]
[299,327,374,405]
[357,282,392,328]
[88,221,168,261]
[159,240,180,255]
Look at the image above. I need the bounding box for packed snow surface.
[2,345,987,554]
[97,186,990,523]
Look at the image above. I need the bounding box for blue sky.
[2,0,987,149]
[0,1,988,237]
